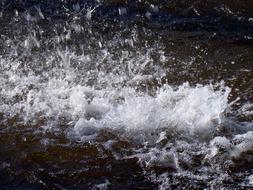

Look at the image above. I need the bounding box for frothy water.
[0,1,253,189]
[71,83,230,139]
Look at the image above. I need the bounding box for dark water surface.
[0,1,253,189]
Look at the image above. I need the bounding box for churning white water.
[0,1,253,189]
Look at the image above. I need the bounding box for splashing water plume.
[0,0,253,189]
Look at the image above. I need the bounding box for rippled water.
[0,1,253,189]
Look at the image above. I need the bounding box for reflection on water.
[0,1,253,189]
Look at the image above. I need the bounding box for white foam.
[231,131,253,159]
[239,103,253,117]
[206,131,253,169]
[93,179,110,190]
[206,136,232,160]
[72,83,230,140]
[248,175,253,186]
[0,65,231,137]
